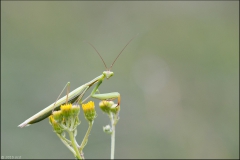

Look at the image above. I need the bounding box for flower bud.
[103,125,112,134]
[99,100,114,114]
[71,104,80,118]
[49,115,63,134]
[110,104,120,115]
[52,110,63,122]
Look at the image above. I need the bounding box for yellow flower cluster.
[49,103,80,133]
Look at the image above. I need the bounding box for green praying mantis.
[18,37,135,128]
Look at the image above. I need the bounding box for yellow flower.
[61,103,72,111]
[82,101,96,122]
[82,101,94,111]
[60,103,72,118]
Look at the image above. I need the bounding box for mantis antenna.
[85,41,108,70]
[86,34,138,70]
[109,34,138,70]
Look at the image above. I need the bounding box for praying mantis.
[18,37,135,128]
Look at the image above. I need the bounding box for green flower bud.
[71,104,80,118]
[49,115,63,134]
[103,125,112,134]
[52,110,63,122]
[99,100,114,114]
[110,104,120,115]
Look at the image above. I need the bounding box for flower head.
[82,101,96,122]
[60,103,72,118]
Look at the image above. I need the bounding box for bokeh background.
[1,1,239,159]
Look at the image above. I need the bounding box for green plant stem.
[60,133,72,145]
[68,130,82,159]
[79,121,93,151]
[57,134,75,155]
[110,113,116,159]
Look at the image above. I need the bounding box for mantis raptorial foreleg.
[82,79,121,107]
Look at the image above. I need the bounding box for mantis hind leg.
[51,82,71,114]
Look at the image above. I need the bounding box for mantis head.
[103,71,114,79]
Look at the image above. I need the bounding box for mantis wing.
[18,85,88,128]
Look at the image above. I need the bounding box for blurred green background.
[1,1,239,159]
